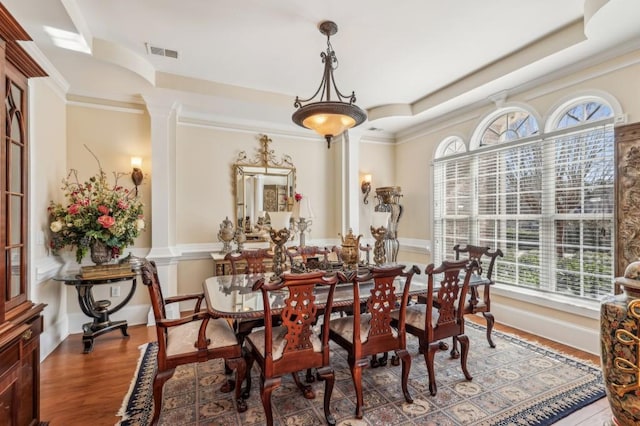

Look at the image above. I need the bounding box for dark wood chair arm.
[164,293,205,312]
[155,311,209,328]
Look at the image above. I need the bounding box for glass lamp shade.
[292,101,366,139]
[293,198,315,220]
[371,211,391,228]
[268,211,292,230]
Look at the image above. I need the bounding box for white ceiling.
[4,0,640,139]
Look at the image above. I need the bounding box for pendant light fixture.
[292,21,367,148]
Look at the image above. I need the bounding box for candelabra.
[268,211,292,278]
[293,217,312,247]
[370,225,388,265]
[293,197,314,247]
[269,227,291,278]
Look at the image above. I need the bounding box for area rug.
[116,322,605,425]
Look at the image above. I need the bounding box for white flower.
[50,220,63,233]
[136,218,145,231]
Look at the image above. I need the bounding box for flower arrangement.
[48,150,144,263]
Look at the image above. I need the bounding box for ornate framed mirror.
[233,135,296,234]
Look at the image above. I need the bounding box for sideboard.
[210,252,274,276]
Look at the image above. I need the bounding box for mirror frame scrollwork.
[233,134,296,234]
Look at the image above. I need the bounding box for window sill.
[491,284,601,321]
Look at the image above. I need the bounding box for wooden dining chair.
[393,259,475,396]
[243,271,339,426]
[329,264,419,419]
[224,248,274,275]
[140,261,247,425]
[452,244,503,350]
[286,245,331,270]
[224,248,275,346]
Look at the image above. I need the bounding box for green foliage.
[48,167,144,263]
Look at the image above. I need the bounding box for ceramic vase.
[90,240,112,265]
[600,265,640,426]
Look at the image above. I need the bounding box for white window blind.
[433,121,614,300]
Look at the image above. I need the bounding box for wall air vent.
[145,43,178,59]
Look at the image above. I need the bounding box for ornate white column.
[142,94,181,319]
[336,129,363,235]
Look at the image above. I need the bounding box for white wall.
[29,78,69,358]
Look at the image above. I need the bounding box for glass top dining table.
[202,267,492,319]
[202,270,422,319]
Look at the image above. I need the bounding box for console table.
[55,272,137,353]
[210,252,274,276]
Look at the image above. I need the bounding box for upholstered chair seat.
[246,325,322,361]
[166,318,238,356]
[329,313,398,344]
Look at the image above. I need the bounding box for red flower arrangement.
[48,150,144,263]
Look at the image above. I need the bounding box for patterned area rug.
[116,322,605,425]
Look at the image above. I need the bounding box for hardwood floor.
[40,318,612,425]
[40,325,157,426]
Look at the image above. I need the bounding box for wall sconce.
[131,157,143,196]
[361,174,372,204]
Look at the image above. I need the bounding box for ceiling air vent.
[145,43,178,59]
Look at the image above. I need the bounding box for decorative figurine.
[217,216,235,254]
[339,228,362,270]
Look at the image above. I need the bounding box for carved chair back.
[452,244,502,281]
[255,271,338,374]
[286,245,330,270]
[423,259,475,341]
[225,248,273,275]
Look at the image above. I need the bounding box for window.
[433,100,614,300]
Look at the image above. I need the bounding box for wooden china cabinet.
[0,5,47,426]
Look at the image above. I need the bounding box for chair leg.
[351,358,368,419]
[425,342,442,396]
[220,359,236,393]
[226,356,248,412]
[483,312,496,348]
[458,334,473,381]
[316,366,337,426]
[450,335,460,359]
[151,368,175,426]
[291,371,315,399]
[242,351,254,400]
[305,367,316,383]
[260,376,281,426]
[396,348,413,404]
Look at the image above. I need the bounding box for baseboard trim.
[67,304,151,335]
[490,303,600,355]
[40,316,69,360]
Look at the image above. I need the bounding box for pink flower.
[295,192,302,202]
[68,204,81,214]
[117,200,129,209]
[97,215,116,228]
[98,205,109,215]
[81,198,90,206]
